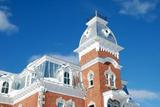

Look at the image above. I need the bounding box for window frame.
[87,71,94,88]
[1,81,9,94]
[104,67,116,89]
[88,101,96,107]
[107,99,120,107]
[64,72,70,85]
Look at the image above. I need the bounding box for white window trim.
[56,97,75,107]
[56,97,65,107]
[88,101,96,107]
[66,99,75,107]
[104,67,116,89]
[87,71,94,88]
[61,65,73,86]
[1,81,9,94]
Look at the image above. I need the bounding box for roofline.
[27,55,80,71]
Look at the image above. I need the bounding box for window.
[106,73,109,85]
[104,67,116,88]
[66,99,75,107]
[110,74,115,87]
[88,71,94,87]
[88,102,95,107]
[89,105,94,107]
[56,97,64,107]
[37,61,61,78]
[107,99,120,107]
[1,81,9,94]
[64,72,70,85]
[57,102,63,107]
[68,104,73,107]
[56,98,75,107]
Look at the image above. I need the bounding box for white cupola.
[74,12,124,59]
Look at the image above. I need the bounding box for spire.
[95,10,98,17]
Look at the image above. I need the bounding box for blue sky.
[0,0,160,106]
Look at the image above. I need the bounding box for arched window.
[1,81,9,94]
[56,97,64,107]
[88,101,96,107]
[104,67,116,88]
[89,105,94,107]
[64,72,70,85]
[110,74,115,87]
[67,100,75,107]
[57,102,63,107]
[107,99,120,107]
[88,71,94,87]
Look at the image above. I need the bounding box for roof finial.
[95,10,98,17]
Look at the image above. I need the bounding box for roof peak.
[95,10,108,20]
[86,12,108,26]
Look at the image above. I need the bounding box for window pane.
[1,82,9,93]
[90,80,93,86]
[38,61,61,78]
[58,102,63,107]
[64,72,70,85]
[89,105,94,107]
[68,104,73,107]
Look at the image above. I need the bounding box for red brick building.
[0,14,138,107]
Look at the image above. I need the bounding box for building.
[0,14,138,107]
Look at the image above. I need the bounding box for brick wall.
[44,91,85,107]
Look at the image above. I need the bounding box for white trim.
[56,97,75,107]
[88,101,96,107]
[44,80,85,99]
[104,67,116,88]
[103,90,129,107]
[81,57,121,71]
[0,82,41,105]
[56,97,65,107]
[66,99,75,107]
[86,16,108,26]
[27,55,80,72]
[74,36,123,59]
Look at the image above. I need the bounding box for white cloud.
[114,0,159,18]
[0,10,18,33]
[129,89,160,100]
[28,54,79,64]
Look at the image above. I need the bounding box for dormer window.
[88,71,94,88]
[104,67,116,88]
[1,81,9,94]
[64,72,70,85]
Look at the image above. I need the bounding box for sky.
[0,0,160,106]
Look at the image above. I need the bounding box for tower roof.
[79,14,117,46]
